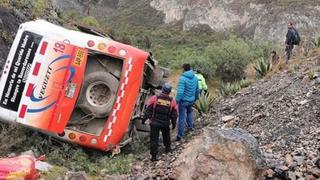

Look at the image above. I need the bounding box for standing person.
[144,83,178,162]
[285,21,301,64]
[195,69,208,95]
[176,64,199,141]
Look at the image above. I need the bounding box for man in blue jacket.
[176,64,199,141]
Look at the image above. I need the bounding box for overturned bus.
[0,20,167,152]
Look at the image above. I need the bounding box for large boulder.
[173,127,266,180]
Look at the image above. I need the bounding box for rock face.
[52,0,320,43]
[150,0,320,43]
[52,0,119,17]
[0,7,20,73]
[173,127,265,180]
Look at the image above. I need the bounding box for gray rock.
[173,128,266,180]
[288,171,297,180]
[221,115,235,122]
[35,161,53,172]
[293,156,305,166]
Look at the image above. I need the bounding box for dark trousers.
[285,44,294,63]
[150,125,171,157]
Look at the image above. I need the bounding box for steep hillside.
[208,55,320,178]
[128,52,320,179]
[52,0,320,43]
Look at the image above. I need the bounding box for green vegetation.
[105,24,274,82]
[219,78,252,97]
[0,0,10,7]
[59,7,276,84]
[32,0,47,17]
[0,0,49,17]
[42,166,68,180]
[312,37,320,48]
[0,29,13,45]
[195,93,217,115]
[80,16,100,27]
[308,69,316,80]
[239,79,252,88]
[0,2,282,176]
[220,82,241,97]
[3,129,148,176]
[254,58,272,78]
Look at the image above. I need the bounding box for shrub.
[80,16,100,27]
[0,0,10,7]
[239,79,252,88]
[32,0,47,17]
[195,93,216,115]
[312,37,320,48]
[254,58,272,78]
[204,37,255,81]
[308,69,316,80]
[61,10,80,22]
[220,82,241,97]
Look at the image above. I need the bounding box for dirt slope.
[209,55,320,178]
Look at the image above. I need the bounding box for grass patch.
[254,57,272,78]
[220,82,241,97]
[41,166,68,180]
[308,69,316,80]
[0,126,148,176]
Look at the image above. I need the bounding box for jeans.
[177,101,194,138]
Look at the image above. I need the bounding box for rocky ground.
[127,55,320,180]
[208,55,320,179]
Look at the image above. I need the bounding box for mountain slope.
[151,0,320,43]
[208,55,320,178]
[52,0,320,43]
[128,52,320,179]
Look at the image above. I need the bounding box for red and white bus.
[0,20,166,152]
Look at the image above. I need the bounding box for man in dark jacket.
[285,22,300,63]
[176,64,199,141]
[145,83,178,161]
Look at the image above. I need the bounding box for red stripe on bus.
[40,42,48,55]
[19,105,27,118]
[26,84,34,97]
[33,62,41,76]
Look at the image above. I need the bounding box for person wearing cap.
[195,69,208,95]
[143,83,178,162]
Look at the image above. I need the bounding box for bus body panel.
[0,20,150,151]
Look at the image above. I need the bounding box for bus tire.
[77,71,119,118]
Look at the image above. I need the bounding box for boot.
[151,155,158,162]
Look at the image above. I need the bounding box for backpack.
[151,95,173,122]
[292,28,301,45]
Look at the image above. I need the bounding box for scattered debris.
[0,155,39,180]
